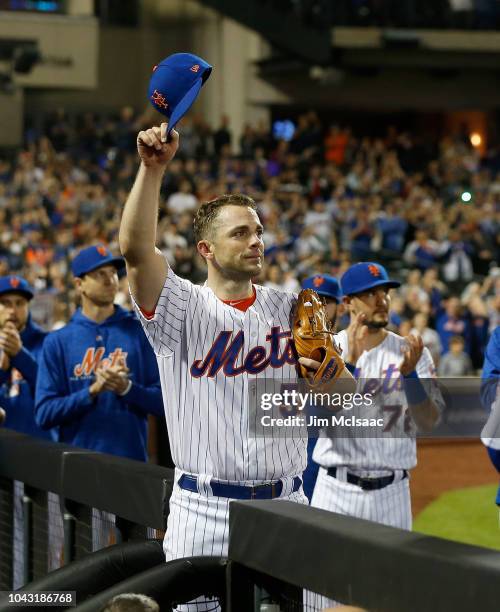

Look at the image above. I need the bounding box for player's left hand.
[298,357,357,391]
[96,362,130,395]
[399,333,423,376]
[298,357,320,384]
[0,322,22,357]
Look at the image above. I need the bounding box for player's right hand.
[346,312,368,365]
[137,122,179,169]
[0,322,22,357]
[88,375,107,397]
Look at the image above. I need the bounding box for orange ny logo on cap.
[97,246,108,257]
[152,64,158,72]
[368,264,381,277]
[313,276,325,287]
[9,277,20,288]
[190,64,200,73]
[151,89,169,109]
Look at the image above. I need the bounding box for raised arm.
[119,122,179,312]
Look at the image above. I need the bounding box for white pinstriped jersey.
[313,329,439,471]
[133,265,306,483]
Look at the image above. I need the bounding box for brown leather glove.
[293,289,345,388]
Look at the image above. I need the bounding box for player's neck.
[361,327,388,351]
[207,271,254,301]
[81,301,115,324]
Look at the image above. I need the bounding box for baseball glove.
[293,289,345,388]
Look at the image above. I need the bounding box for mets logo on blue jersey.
[190,326,296,378]
[8,368,23,398]
[73,347,128,377]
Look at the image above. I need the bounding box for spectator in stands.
[438,335,474,376]
[213,114,232,156]
[0,275,50,439]
[240,123,257,159]
[435,296,472,356]
[166,179,198,215]
[35,245,164,461]
[399,270,429,306]
[375,201,408,258]
[440,229,474,291]
[349,207,375,260]
[411,312,442,365]
[101,593,159,612]
[465,290,491,369]
[403,229,441,272]
[324,125,348,166]
[421,267,447,315]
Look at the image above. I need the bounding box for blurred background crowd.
[0,107,498,373]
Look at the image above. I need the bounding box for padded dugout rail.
[0,430,175,587]
[228,500,500,612]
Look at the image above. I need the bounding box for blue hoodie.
[0,315,50,439]
[481,327,500,504]
[481,326,500,412]
[35,306,163,461]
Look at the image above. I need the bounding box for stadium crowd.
[0,107,499,372]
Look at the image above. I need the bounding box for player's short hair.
[100,593,159,612]
[193,194,257,243]
[449,335,465,346]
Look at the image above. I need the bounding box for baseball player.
[119,122,315,611]
[300,274,342,501]
[306,262,442,611]
[480,326,500,503]
[0,275,49,439]
[0,275,49,588]
[35,245,164,460]
[481,326,500,411]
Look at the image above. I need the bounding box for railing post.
[22,493,32,585]
[0,476,14,589]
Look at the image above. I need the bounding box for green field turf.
[413,484,500,550]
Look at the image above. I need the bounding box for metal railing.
[0,430,174,590]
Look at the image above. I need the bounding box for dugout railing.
[227,500,500,612]
[0,430,174,590]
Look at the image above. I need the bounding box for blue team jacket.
[0,315,51,439]
[481,326,500,504]
[481,327,500,411]
[35,306,164,461]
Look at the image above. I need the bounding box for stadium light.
[470,132,482,147]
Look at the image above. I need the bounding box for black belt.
[178,474,302,500]
[327,467,408,491]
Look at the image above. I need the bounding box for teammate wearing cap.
[35,245,163,460]
[0,275,49,439]
[300,274,342,501]
[306,261,442,611]
[0,275,50,587]
[480,327,500,504]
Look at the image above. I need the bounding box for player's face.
[77,265,119,306]
[0,293,29,331]
[348,286,391,329]
[205,206,264,280]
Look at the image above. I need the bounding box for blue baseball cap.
[0,275,34,300]
[148,52,212,132]
[71,245,125,278]
[302,274,341,303]
[341,262,401,297]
